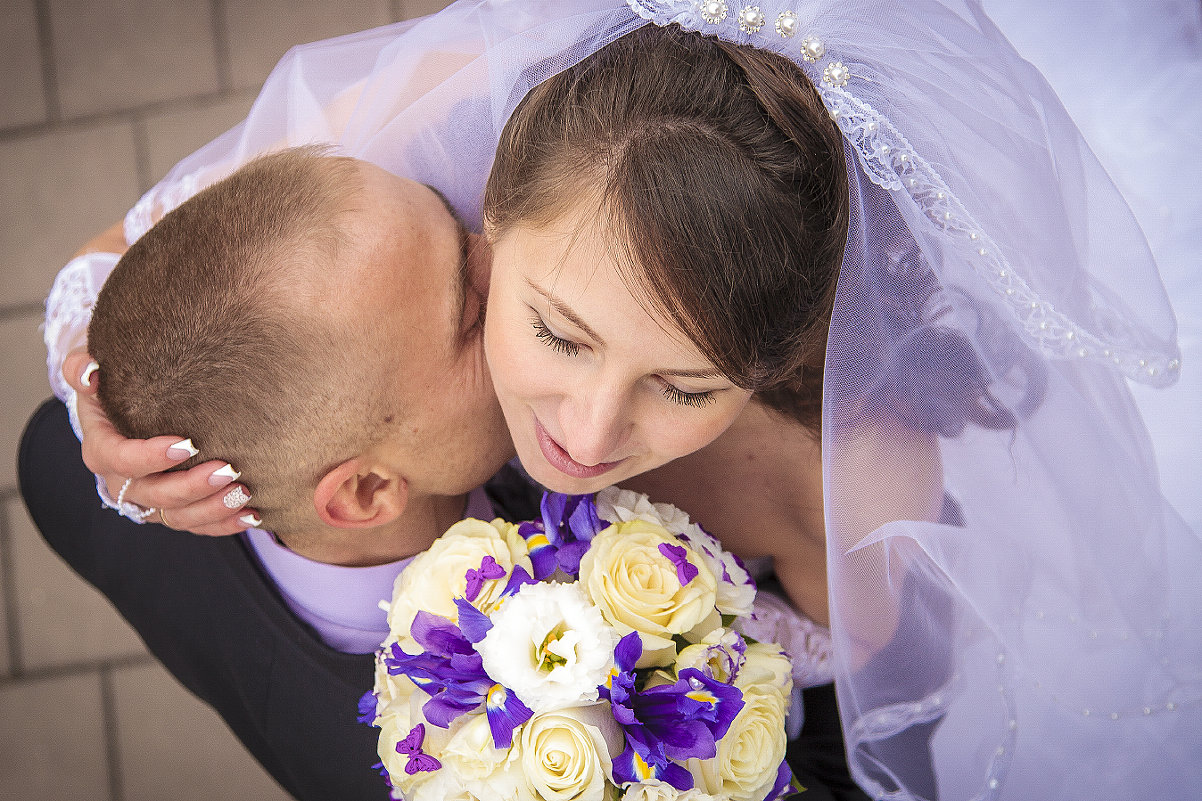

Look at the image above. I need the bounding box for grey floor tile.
[113,661,293,801]
[7,500,146,671]
[0,122,140,307]
[0,671,110,799]
[222,0,392,91]
[396,0,454,21]
[49,0,220,119]
[0,0,50,130]
[142,90,259,186]
[0,315,52,490]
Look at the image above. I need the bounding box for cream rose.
[378,708,443,799]
[388,518,532,639]
[511,703,621,801]
[685,683,789,801]
[430,713,523,801]
[579,520,719,667]
[620,781,720,801]
[738,642,794,694]
[595,487,754,618]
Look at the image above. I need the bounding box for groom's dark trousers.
[20,398,870,801]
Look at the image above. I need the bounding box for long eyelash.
[531,315,580,357]
[662,383,717,408]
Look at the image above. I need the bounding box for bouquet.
[360,486,803,801]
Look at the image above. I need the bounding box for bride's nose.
[557,384,630,466]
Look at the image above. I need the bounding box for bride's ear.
[313,458,408,529]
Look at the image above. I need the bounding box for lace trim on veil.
[821,87,1180,388]
[627,0,1181,388]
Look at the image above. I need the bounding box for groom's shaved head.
[90,147,402,536]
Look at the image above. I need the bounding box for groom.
[19,149,529,801]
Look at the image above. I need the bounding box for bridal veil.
[50,1,1200,798]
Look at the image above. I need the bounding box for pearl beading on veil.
[625,0,1183,387]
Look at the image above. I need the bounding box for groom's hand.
[63,349,260,536]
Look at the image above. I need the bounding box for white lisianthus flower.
[676,526,755,619]
[388,518,532,639]
[511,703,622,801]
[595,488,754,618]
[621,781,720,801]
[595,487,692,532]
[579,519,719,667]
[675,627,747,684]
[478,582,618,712]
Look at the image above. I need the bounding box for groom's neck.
[278,490,470,568]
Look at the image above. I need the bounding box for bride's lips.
[534,418,624,480]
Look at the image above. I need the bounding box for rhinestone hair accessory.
[625,0,1180,386]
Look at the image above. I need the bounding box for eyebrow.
[527,278,727,381]
[527,278,607,346]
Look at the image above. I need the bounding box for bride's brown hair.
[484,23,849,430]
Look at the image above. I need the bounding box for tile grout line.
[0,90,237,144]
[0,489,26,677]
[210,0,234,93]
[32,0,61,122]
[0,302,46,323]
[100,665,126,801]
[0,652,154,689]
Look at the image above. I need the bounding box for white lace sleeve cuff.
[44,251,120,438]
[44,251,157,524]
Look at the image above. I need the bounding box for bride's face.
[484,204,754,494]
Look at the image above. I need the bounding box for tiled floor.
[0,1,449,798]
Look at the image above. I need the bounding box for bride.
[42,1,1202,799]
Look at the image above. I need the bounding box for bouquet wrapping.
[360,487,802,801]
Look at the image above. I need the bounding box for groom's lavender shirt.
[243,486,496,653]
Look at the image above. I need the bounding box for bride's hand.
[63,349,260,536]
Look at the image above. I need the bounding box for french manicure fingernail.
[167,438,199,460]
[209,464,241,487]
[223,486,251,509]
[81,361,99,386]
[239,513,263,528]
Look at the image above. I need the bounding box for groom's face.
[330,163,515,494]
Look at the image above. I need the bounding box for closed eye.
[660,382,716,408]
[530,314,580,357]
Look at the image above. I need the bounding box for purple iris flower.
[766,757,799,801]
[516,520,559,580]
[357,690,378,725]
[603,632,745,788]
[384,611,532,746]
[540,492,605,576]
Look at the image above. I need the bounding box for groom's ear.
[313,457,408,529]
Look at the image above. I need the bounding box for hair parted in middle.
[484,23,850,431]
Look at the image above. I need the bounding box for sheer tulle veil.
[108,0,1201,797]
